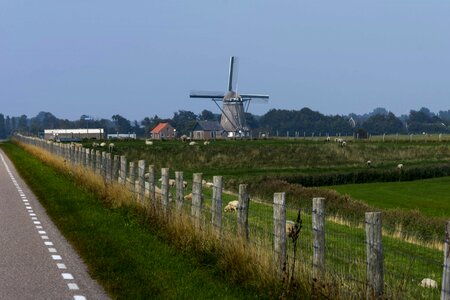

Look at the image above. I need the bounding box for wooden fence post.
[175,171,184,211]
[442,221,450,300]
[161,168,170,214]
[102,152,107,179]
[85,148,90,167]
[313,197,325,279]
[119,156,127,184]
[238,184,250,241]
[212,176,223,235]
[148,165,156,207]
[191,173,203,228]
[129,162,135,194]
[273,192,286,275]
[90,148,96,171]
[138,160,146,202]
[112,155,119,182]
[81,148,86,167]
[365,212,384,299]
[106,153,112,181]
[96,151,101,175]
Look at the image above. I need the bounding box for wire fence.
[15,135,450,299]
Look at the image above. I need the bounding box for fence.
[14,135,450,299]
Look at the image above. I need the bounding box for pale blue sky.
[1,1,449,121]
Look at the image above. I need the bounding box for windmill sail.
[190,56,269,137]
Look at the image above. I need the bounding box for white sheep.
[92,142,99,148]
[224,200,239,212]
[189,141,197,146]
[397,163,404,169]
[205,182,214,188]
[183,181,188,188]
[341,141,346,147]
[169,179,176,187]
[204,141,210,145]
[108,143,115,152]
[100,142,106,147]
[326,136,331,142]
[145,140,153,145]
[419,278,438,289]
[367,160,372,167]
[184,193,193,201]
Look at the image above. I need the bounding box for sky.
[1,1,450,121]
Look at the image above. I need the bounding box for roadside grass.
[327,177,450,218]
[0,142,272,299]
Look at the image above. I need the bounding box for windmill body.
[190,56,269,137]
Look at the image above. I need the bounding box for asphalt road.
[0,149,109,300]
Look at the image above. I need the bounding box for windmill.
[190,56,269,137]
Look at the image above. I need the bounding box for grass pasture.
[328,177,450,218]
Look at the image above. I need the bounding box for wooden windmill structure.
[190,56,269,137]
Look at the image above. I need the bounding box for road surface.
[0,149,109,300]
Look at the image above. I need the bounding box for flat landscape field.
[327,177,450,218]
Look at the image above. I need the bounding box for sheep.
[169,179,176,187]
[204,141,210,145]
[184,193,192,201]
[326,136,331,142]
[341,141,346,147]
[366,160,372,167]
[286,220,296,238]
[108,143,115,152]
[204,182,214,188]
[180,135,188,142]
[224,200,239,212]
[145,140,153,145]
[419,278,438,289]
[189,141,197,146]
[100,142,106,147]
[183,181,188,188]
[397,163,404,169]
[92,142,99,148]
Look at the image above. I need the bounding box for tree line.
[1,107,450,139]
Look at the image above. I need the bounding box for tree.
[362,112,405,135]
[172,110,197,135]
[112,114,132,133]
[0,114,5,138]
[199,109,216,121]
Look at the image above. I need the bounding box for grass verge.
[0,142,280,299]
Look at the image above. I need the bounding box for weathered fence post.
[212,176,223,235]
[175,171,184,211]
[138,160,146,202]
[191,173,203,228]
[129,162,135,194]
[273,192,286,276]
[96,151,101,175]
[148,165,156,207]
[365,212,384,299]
[106,153,112,181]
[161,168,170,214]
[112,155,119,182]
[85,148,90,167]
[442,221,450,300]
[119,155,127,184]
[90,148,95,171]
[313,197,325,279]
[81,148,86,167]
[238,184,250,241]
[102,152,107,179]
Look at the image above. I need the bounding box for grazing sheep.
[204,141,210,145]
[224,200,239,212]
[367,160,372,167]
[100,142,106,147]
[144,173,150,179]
[108,143,115,152]
[202,179,207,185]
[189,141,197,146]
[326,136,331,142]
[420,278,438,289]
[169,179,176,187]
[205,182,214,188]
[184,193,192,201]
[183,181,188,188]
[145,140,153,145]
[397,163,404,169]
[286,220,296,238]
[341,141,346,147]
[180,135,188,142]
[92,142,99,148]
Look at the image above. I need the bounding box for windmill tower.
[190,56,269,137]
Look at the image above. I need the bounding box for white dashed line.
[1,153,86,299]
[62,273,74,280]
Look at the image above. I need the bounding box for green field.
[328,177,450,218]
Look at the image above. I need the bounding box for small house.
[192,120,224,140]
[151,122,176,140]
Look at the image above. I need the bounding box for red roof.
[151,122,171,133]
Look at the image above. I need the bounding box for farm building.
[192,120,224,140]
[44,128,104,141]
[151,122,176,140]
